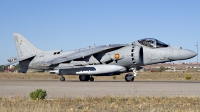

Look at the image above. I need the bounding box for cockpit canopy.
[138,38,169,48]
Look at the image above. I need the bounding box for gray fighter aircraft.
[5,33,197,82]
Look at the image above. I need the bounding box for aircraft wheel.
[125,74,134,82]
[131,77,135,81]
[79,75,90,81]
[60,77,65,82]
[90,77,94,81]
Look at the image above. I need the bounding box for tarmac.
[0,79,200,98]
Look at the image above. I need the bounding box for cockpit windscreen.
[138,38,169,48]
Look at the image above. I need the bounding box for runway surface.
[0,79,200,98]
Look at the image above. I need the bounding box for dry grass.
[127,71,200,81]
[88,71,200,81]
[0,71,200,81]
[0,72,78,80]
[0,96,200,112]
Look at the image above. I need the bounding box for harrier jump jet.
[5,33,197,82]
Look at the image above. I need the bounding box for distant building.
[5,65,15,72]
[187,62,199,64]
[177,62,185,65]
[166,62,175,65]
[142,62,200,72]
[7,65,15,70]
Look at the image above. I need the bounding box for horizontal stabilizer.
[4,54,36,66]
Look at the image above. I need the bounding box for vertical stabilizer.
[13,33,43,56]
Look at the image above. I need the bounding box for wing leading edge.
[44,44,127,66]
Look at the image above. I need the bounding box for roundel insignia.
[20,40,23,44]
[115,54,120,59]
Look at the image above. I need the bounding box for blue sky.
[0,0,199,64]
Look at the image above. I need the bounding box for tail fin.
[13,33,43,56]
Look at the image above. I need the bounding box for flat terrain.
[1,71,200,81]
[0,79,200,98]
[0,72,200,111]
[0,72,200,98]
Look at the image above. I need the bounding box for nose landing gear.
[125,74,134,82]
[125,68,138,82]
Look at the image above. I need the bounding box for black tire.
[125,74,130,82]
[60,77,65,82]
[79,75,90,81]
[90,77,94,81]
[131,77,135,82]
[125,74,134,82]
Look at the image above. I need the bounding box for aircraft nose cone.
[183,50,197,59]
[169,49,197,61]
[174,50,197,60]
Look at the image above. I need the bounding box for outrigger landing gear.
[79,75,94,81]
[59,70,65,82]
[125,68,138,82]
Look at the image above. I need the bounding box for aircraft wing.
[44,44,127,66]
[4,54,36,66]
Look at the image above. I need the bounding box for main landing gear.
[60,75,65,82]
[79,75,94,81]
[125,68,138,82]
[59,75,94,82]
